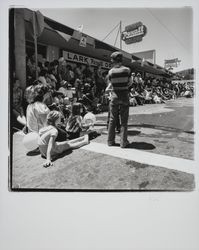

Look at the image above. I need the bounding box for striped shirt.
[108,65,131,91]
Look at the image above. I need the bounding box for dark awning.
[23,8,173,77]
[131,61,172,76]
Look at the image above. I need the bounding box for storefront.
[12,8,172,89]
[12,8,120,89]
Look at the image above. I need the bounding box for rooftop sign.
[121,22,147,44]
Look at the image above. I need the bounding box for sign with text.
[121,22,147,44]
[164,58,181,68]
[63,51,112,69]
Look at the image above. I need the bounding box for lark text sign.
[63,51,111,69]
[121,22,147,44]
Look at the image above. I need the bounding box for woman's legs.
[54,134,89,154]
[67,134,89,149]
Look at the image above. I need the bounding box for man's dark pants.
[107,91,129,147]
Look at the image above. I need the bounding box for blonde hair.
[47,111,61,125]
[24,85,35,104]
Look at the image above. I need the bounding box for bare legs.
[67,134,89,149]
[54,134,89,154]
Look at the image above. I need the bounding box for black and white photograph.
[1,1,199,250]
[10,6,196,191]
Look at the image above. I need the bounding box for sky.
[38,7,193,72]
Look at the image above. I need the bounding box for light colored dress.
[26,102,50,132]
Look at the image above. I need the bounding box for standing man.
[106,51,132,148]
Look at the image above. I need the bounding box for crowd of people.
[25,55,108,114]
[25,55,195,112]
[12,54,194,167]
[129,73,194,106]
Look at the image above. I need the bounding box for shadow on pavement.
[127,130,141,136]
[26,148,40,156]
[128,141,156,150]
[88,131,101,140]
[52,149,73,162]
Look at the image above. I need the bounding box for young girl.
[66,103,90,140]
[38,110,89,168]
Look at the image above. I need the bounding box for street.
[11,97,195,191]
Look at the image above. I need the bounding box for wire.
[146,8,190,54]
[102,22,120,41]
[114,25,120,46]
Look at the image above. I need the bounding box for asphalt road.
[96,97,194,132]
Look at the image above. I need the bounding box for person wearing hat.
[106,51,132,148]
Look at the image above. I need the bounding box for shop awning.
[23,8,173,77]
[24,8,135,66]
[131,61,172,77]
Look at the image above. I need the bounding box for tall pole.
[154,50,156,65]
[120,21,122,50]
[33,12,38,80]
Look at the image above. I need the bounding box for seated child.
[65,103,91,140]
[38,110,89,168]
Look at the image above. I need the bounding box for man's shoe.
[108,142,117,146]
[120,141,130,148]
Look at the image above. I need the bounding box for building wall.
[14,9,26,89]
[133,50,156,64]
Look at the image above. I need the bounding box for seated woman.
[131,87,145,105]
[25,85,50,133]
[183,87,193,98]
[38,110,89,168]
[129,88,138,106]
[152,91,165,104]
[82,83,96,111]
[142,88,153,104]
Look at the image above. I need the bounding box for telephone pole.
[120,21,122,50]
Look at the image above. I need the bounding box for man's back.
[108,65,130,91]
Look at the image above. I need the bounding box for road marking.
[82,142,195,174]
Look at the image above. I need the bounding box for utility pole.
[33,12,38,80]
[120,21,122,50]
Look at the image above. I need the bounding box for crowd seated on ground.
[12,55,195,133]
[129,74,194,106]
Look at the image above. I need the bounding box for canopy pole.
[33,12,38,80]
[120,21,122,50]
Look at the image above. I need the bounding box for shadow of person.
[26,148,40,156]
[51,149,73,162]
[127,142,156,150]
[88,130,101,140]
[127,130,141,136]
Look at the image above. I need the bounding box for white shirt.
[26,102,50,132]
